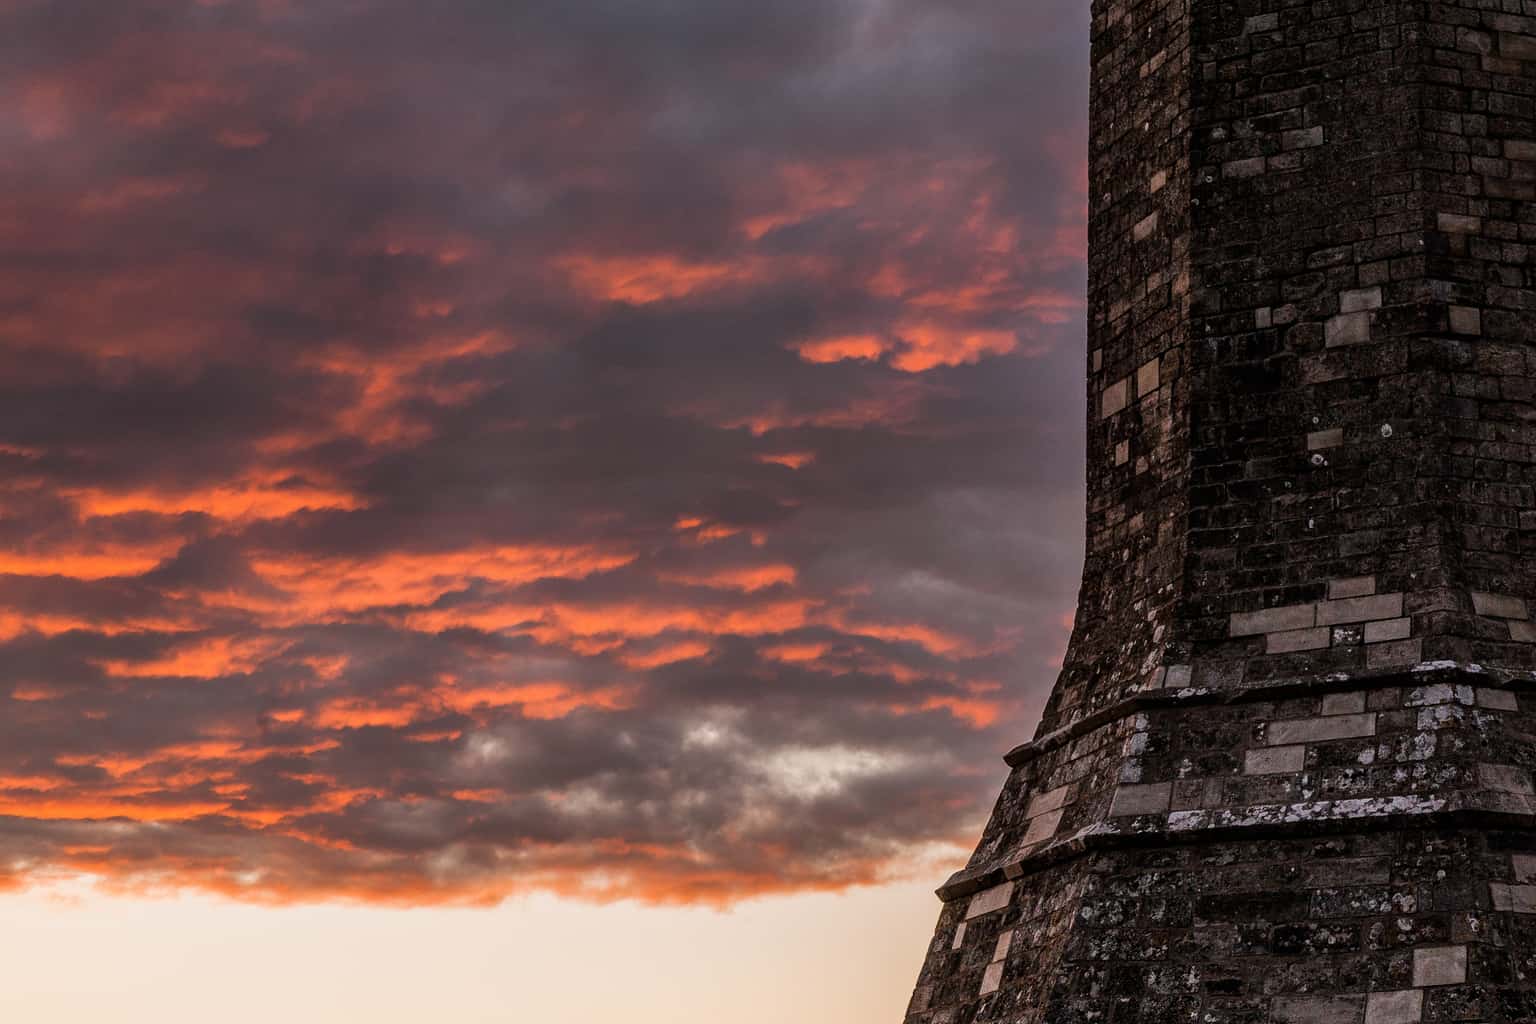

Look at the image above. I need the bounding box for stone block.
[1329,576,1376,600]
[1507,139,1536,161]
[951,921,966,949]
[979,960,1004,996]
[1132,212,1158,241]
[1025,784,1072,819]
[1149,169,1167,193]
[1366,639,1421,670]
[1020,808,1063,846]
[1512,621,1536,643]
[1477,689,1519,711]
[1490,882,1536,913]
[1480,764,1534,795]
[1448,305,1481,335]
[965,882,1013,920]
[1340,286,1382,312]
[1308,428,1344,450]
[1502,32,1536,61]
[1318,593,1404,625]
[1101,377,1128,419]
[1230,603,1316,636]
[1472,591,1529,620]
[1283,126,1324,150]
[1437,212,1481,233]
[1365,989,1422,1024]
[1136,357,1160,398]
[1245,745,1305,775]
[1272,995,1364,1024]
[1321,691,1367,716]
[1108,782,1171,817]
[1363,618,1411,644]
[1326,311,1371,347]
[1223,156,1266,178]
[1267,713,1376,746]
[1267,627,1331,654]
[1412,945,1467,987]
[1514,854,1536,883]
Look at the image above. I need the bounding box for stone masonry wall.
[906,0,1536,1021]
[1042,0,1195,735]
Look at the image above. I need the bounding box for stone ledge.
[1003,660,1536,768]
[936,786,1536,903]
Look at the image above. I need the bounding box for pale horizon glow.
[0,880,942,1022]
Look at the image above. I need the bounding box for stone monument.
[904,1,1536,1020]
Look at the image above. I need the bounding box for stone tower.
[904,1,1536,1021]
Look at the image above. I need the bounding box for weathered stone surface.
[904,0,1536,1019]
[1412,945,1467,988]
[1365,990,1422,1024]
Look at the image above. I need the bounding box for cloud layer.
[0,0,1089,904]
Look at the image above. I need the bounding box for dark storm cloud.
[0,0,1089,903]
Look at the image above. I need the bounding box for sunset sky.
[0,0,1089,1018]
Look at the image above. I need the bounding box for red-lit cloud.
[0,0,1088,905]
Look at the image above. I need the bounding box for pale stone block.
[1164,664,1191,688]
[1449,305,1481,335]
[1366,639,1421,670]
[1223,156,1266,178]
[1318,593,1404,625]
[965,882,1013,919]
[1243,13,1278,33]
[1513,854,1536,883]
[1230,603,1316,636]
[1321,691,1367,716]
[991,931,1012,963]
[1026,784,1073,819]
[1490,882,1536,913]
[1267,626,1331,654]
[1326,311,1371,347]
[1480,764,1534,795]
[1283,126,1325,150]
[1340,286,1382,312]
[1020,807,1064,846]
[1501,32,1536,61]
[951,921,967,949]
[1132,212,1158,241]
[1308,428,1344,450]
[1115,440,1129,465]
[1329,576,1376,600]
[1245,745,1305,775]
[1458,27,1494,54]
[1149,170,1167,193]
[1101,377,1129,419]
[1108,782,1172,817]
[1405,683,1473,707]
[1477,688,1520,711]
[1472,591,1529,620]
[1272,995,1364,1024]
[1363,618,1411,644]
[1437,212,1481,233]
[1267,713,1376,746]
[1412,945,1467,987]
[1507,139,1536,161]
[1511,621,1536,642]
[1255,306,1272,328]
[1136,357,1160,398]
[1365,989,1423,1024]
[979,960,1004,995]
